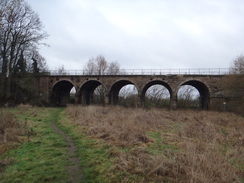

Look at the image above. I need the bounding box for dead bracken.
[66,106,244,183]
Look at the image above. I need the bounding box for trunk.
[0,54,8,105]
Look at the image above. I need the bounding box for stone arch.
[79,80,104,105]
[141,80,173,108]
[50,80,75,106]
[51,79,76,89]
[177,79,210,110]
[109,79,138,105]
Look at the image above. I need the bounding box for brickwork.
[39,74,226,110]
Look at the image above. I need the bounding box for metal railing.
[46,68,230,76]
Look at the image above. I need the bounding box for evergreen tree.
[32,57,40,75]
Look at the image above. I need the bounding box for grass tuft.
[65,106,244,182]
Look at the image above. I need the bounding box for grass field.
[0,107,69,183]
[0,105,243,183]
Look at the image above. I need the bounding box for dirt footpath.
[51,123,83,183]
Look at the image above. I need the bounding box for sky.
[27,0,244,71]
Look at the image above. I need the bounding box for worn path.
[51,115,83,183]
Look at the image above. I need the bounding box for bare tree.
[107,61,120,75]
[144,85,170,108]
[230,55,244,74]
[84,59,96,75]
[0,0,48,105]
[118,84,138,107]
[84,55,121,104]
[146,85,170,99]
[177,85,200,109]
[84,55,120,75]
[52,65,67,75]
[119,85,138,98]
[222,55,244,115]
[224,55,244,95]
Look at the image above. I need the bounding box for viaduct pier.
[38,69,228,110]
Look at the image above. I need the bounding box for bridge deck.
[46,68,230,76]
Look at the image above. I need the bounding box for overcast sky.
[27,0,244,70]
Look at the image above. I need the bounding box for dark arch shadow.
[79,80,102,105]
[178,80,210,110]
[51,80,74,107]
[141,80,172,108]
[109,80,137,105]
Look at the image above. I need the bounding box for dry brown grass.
[0,106,35,172]
[0,113,20,145]
[0,112,19,172]
[66,106,244,182]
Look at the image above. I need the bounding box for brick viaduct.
[38,74,226,110]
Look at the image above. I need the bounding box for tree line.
[0,0,48,106]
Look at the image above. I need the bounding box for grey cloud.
[28,0,244,70]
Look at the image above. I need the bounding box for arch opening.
[109,80,138,107]
[141,81,172,109]
[118,84,138,107]
[93,85,106,105]
[79,80,103,105]
[51,80,75,107]
[177,80,210,110]
[144,85,170,108]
